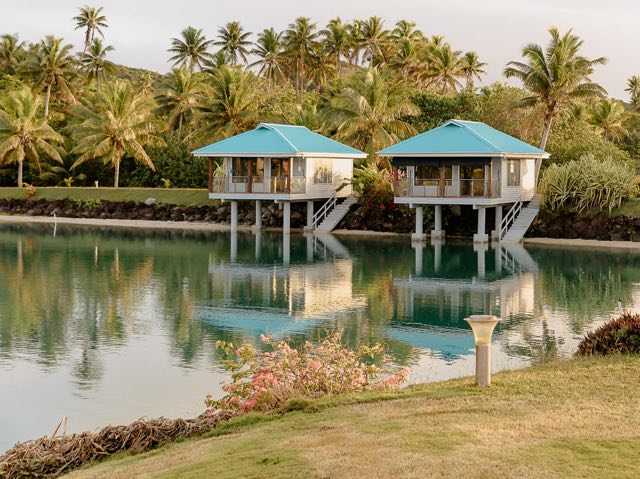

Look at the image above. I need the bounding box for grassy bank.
[0,187,211,206]
[65,356,640,479]
[612,198,640,218]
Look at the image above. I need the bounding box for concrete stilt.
[230,200,238,232]
[431,204,444,239]
[473,207,489,243]
[411,206,427,242]
[432,238,444,272]
[252,200,262,232]
[491,205,503,240]
[474,242,488,278]
[494,244,502,274]
[283,201,291,234]
[305,200,314,232]
[306,233,314,262]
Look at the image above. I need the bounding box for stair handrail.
[499,200,523,239]
[312,194,337,228]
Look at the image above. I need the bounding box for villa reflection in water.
[2,224,639,449]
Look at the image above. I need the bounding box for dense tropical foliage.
[0,6,639,199]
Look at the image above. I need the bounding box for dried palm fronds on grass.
[0,411,235,479]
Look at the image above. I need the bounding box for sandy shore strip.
[524,236,640,250]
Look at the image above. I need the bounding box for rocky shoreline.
[2,198,640,242]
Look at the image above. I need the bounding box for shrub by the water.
[576,313,640,355]
[539,154,638,213]
[206,331,410,413]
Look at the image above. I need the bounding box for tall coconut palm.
[79,38,115,85]
[460,51,486,91]
[69,81,165,187]
[73,5,108,52]
[284,17,319,100]
[504,27,607,150]
[389,38,420,82]
[391,20,423,43]
[322,68,419,165]
[320,18,351,76]
[625,76,640,99]
[424,43,464,94]
[360,16,390,67]
[0,88,63,186]
[588,99,628,141]
[190,66,260,143]
[346,20,364,66]
[155,66,205,131]
[251,28,285,89]
[21,36,77,118]
[307,48,335,91]
[0,34,26,75]
[214,22,252,65]
[168,27,215,72]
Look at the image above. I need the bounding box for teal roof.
[378,120,548,157]
[192,123,366,158]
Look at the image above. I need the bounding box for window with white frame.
[313,159,333,184]
[507,159,521,187]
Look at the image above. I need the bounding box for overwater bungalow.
[378,120,549,243]
[192,123,367,233]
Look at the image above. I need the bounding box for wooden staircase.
[500,196,540,243]
[314,195,357,233]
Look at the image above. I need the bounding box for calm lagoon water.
[1,223,639,450]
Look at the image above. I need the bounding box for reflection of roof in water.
[385,325,475,360]
[198,307,321,337]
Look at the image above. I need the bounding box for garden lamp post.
[465,315,501,387]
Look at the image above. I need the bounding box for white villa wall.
[500,158,535,203]
[305,157,352,198]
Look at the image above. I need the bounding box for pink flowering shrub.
[205,331,410,413]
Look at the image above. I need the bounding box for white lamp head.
[464,315,501,346]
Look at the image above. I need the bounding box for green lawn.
[612,198,640,218]
[0,187,212,206]
[65,356,640,479]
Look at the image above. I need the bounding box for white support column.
[305,233,314,262]
[252,200,262,232]
[283,201,291,234]
[473,207,489,243]
[305,200,314,231]
[431,204,444,239]
[474,242,488,278]
[411,206,427,242]
[494,244,502,274]
[491,205,503,240]
[254,230,262,261]
[230,200,238,232]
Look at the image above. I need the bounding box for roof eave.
[192,151,367,159]
[378,151,549,158]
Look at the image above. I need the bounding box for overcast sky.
[2,0,638,98]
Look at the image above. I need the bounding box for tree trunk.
[114,161,120,188]
[44,84,52,119]
[17,159,23,187]
[539,115,553,151]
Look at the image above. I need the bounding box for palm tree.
[391,20,423,43]
[215,22,252,65]
[320,18,351,76]
[504,27,607,150]
[322,68,419,165]
[460,51,486,91]
[168,27,215,72]
[69,81,165,187]
[79,38,115,85]
[389,38,420,82]
[424,43,464,94]
[625,76,640,98]
[284,17,319,100]
[0,88,63,186]
[588,99,628,141]
[307,48,335,91]
[346,20,364,66]
[21,36,77,118]
[190,66,260,143]
[0,34,26,75]
[360,16,390,66]
[155,66,205,130]
[73,5,108,52]
[251,28,285,89]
